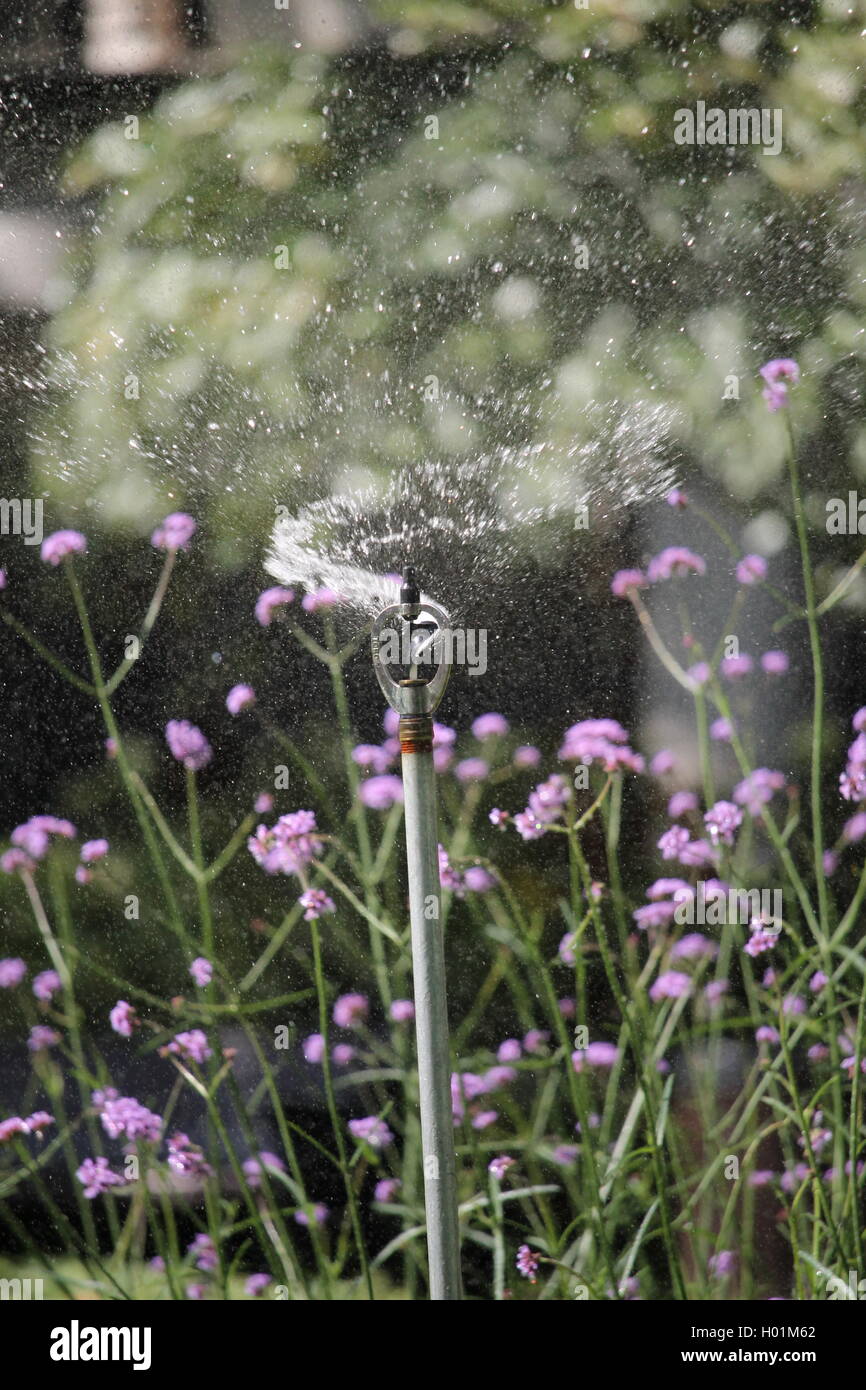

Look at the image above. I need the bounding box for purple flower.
[351,744,393,774]
[472,713,509,740]
[438,844,465,893]
[843,813,866,845]
[513,745,541,768]
[33,969,61,1001]
[488,1155,516,1180]
[704,800,743,846]
[302,1033,325,1063]
[472,1110,498,1131]
[668,790,698,817]
[151,512,196,552]
[810,971,829,993]
[761,650,789,675]
[516,1245,540,1283]
[298,888,336,921]
[375,1178,402,1203]
[41,530,87,566]
[166,1030,212,1065]
[332,1044,355,1066]
[704,980,729,1005]
[242,1152,286,1189]
[80,838,109,864]
[744,925,779,957]
[671,933,718,962]
[650,750,675,777]
[294,1203,328,1227]
[167,1133,213,1178]
[841,731,866,801]
[389,999,415,1023]
[497,1038,521,1063]
[99,1095,163,1143]
[109,1000,138,1038]
[647,877,692,901]
[748,1170,775,1188]
[188,1233,218,1272]
[523,1029,550,1054]
[760,359,799,412]
[77,1156,125,1199]
[165,720,212,772]
[248,810,323,876]
[348,1116,393,1150]
[1,848,36,875]
[358,775,404,810]
[254,792,273,815]
[246,1274,271,1297]
[484,1066,516,1091]
[0,958,26,989]
[572,1041,620,1071]
[455,758,489,784]
[756,1026,780,1045]
[736,555,767,585]
[733,768,786,815]
[189,957,213,988]
[720,654,753,680]
[301,587,342,613]
[255,586,295,625]
[550,1143,579,1165]
[333,993,368,1030]
[650,970,692,1003]
[708,1250,737,1278]
[710,717,733,742]
[610,568,648,598]
[657,825,690,861]
[28,1025,61,1052]
[464,865,496,893]
[226,684,256,715]
[647,547,706,582]
[633,901,677,930]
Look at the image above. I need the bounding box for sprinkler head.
[371,573,453,716]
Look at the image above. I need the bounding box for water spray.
[371,566,462,1301]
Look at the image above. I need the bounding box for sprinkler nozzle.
[400,565,421,618]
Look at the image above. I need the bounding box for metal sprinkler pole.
[371,567,462,1301]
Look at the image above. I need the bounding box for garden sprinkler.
[371,566,462,1301]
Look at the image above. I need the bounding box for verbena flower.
[704,800,743,846]
[513,745,541,768]
[375,1178,402,1202]
[332,1044,355,1066]
[189,957,213,988]
[472,712,509,740]
[165,720,212,772]
[294,1203,328,1227]
[226,684,256,715]
[516,1244,540,1283]
[647,547,706,582]
[761,650,789,675]
[246,1274,271,1297]
[77,1156,125,1198]
[358,774,404,809]
[33,969,61,1001]
[333,993,368,1029]
[188,1233,218,1272]
[671,934,718,962]
[100,1095,162,1143]
[0,958,26,988]
[166,1030,212,1065]
[109,1001,138,1037]
[736,555,767,585]
[610,568,648,598]
[760,358,799,412]
[348,1116,393,1150]
[248,810,323,876]
[41,530,87,565]
[301,587,342,612]
[733,768,786,814]
[242,1152,286,1189]
[298,888,336,921]
[720,654,753,680]
[389,999,414,1023]
[167,1133,213,1177]
[668,790,698,817]
[650,750,675,777]
[455,757,489,784]
[80,838,108,864]
[497,1038,521,1063]
[151,512,196,552]
[650,970,692,1002]
[351,743,394,774]
[255,586,295,625]
[28,1025,61,1051]
[302,1033,325,1063]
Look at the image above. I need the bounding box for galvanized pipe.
[399,701,462,1300]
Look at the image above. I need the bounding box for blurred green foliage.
[31,0,866,571]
